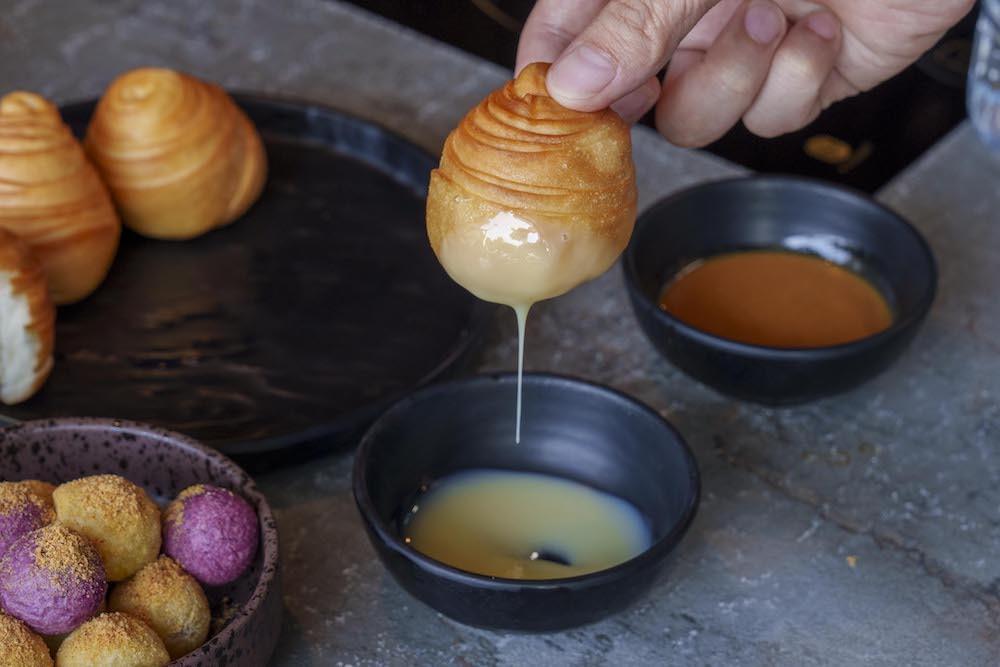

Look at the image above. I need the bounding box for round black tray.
[2,95,490,459]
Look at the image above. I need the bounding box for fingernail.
[745,2,783,44]
[805,12,838,41]
[548,44,617,101]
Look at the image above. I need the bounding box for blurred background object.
[968,0,1000,150]
[342,0,980,191]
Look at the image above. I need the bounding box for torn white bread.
[0,228,54,405]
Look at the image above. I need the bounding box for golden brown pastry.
[0,228,55,405]
[426,62,637,308]
[0,92,121,305]
[85,67,267,241]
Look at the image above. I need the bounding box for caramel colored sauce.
[659,251,893,348]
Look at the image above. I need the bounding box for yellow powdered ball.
[109,556,210,659]
[53,475,160,581]
[55,612,169,667]
[18,480,56,508]
[0,611,53,667]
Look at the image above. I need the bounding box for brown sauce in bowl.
[659,250,893,348]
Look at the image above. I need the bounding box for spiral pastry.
[0,228,55,405]
[0,92,121,305]
[427,62,636,306]
[85,68,266,241]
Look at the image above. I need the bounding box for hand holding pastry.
[85,67,267,240]
[426,62,636,309]
[517,0,973,145]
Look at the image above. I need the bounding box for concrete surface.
[2,0,998,665]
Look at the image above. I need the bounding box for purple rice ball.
[0,524,107,635]
[162,485,258,586]
[0,482,54,560]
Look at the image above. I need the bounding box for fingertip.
[803,11,840,42]
[744,0,785,45]
[610,77,660,124]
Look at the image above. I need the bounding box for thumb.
[546,0,721,112]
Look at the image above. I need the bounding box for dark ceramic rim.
[621,174,939,360]
[48,94,495,458]
[352,372,701,590]
[0,417,279,666]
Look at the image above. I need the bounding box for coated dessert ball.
[0,611,53,667]
[162,484,258,586]
[0,524,106,635]
[109,556,210,659]
[0,482,54,558]
[53,475,160,581]
[17,481,56,507]
[55,612,169,667]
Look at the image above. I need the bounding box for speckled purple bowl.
[0,418,281,666]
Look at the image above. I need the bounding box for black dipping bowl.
[623,176,937,405]
[352,374,699,631]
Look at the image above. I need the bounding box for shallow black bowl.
[623,176,937,405]
[352,373,699,631]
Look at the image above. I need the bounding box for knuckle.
[742,114,784,139]
[537,20,578,50]
[604,0,670,60]
[775,50,826,91]
[819,87,846,110]
[655,109,718,148]
[715,70,757,99]
[743,100,819,138]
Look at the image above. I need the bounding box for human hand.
[516,0,975,146]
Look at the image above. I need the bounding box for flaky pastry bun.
[427,62,636,306]
[0,228,55,405]
[85,67,267,240]
[0,92,121,305]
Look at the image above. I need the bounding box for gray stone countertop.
[3,1,999,665]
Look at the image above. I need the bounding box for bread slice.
[0,228,55,405]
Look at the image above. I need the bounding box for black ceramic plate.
[1,95,489,457]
